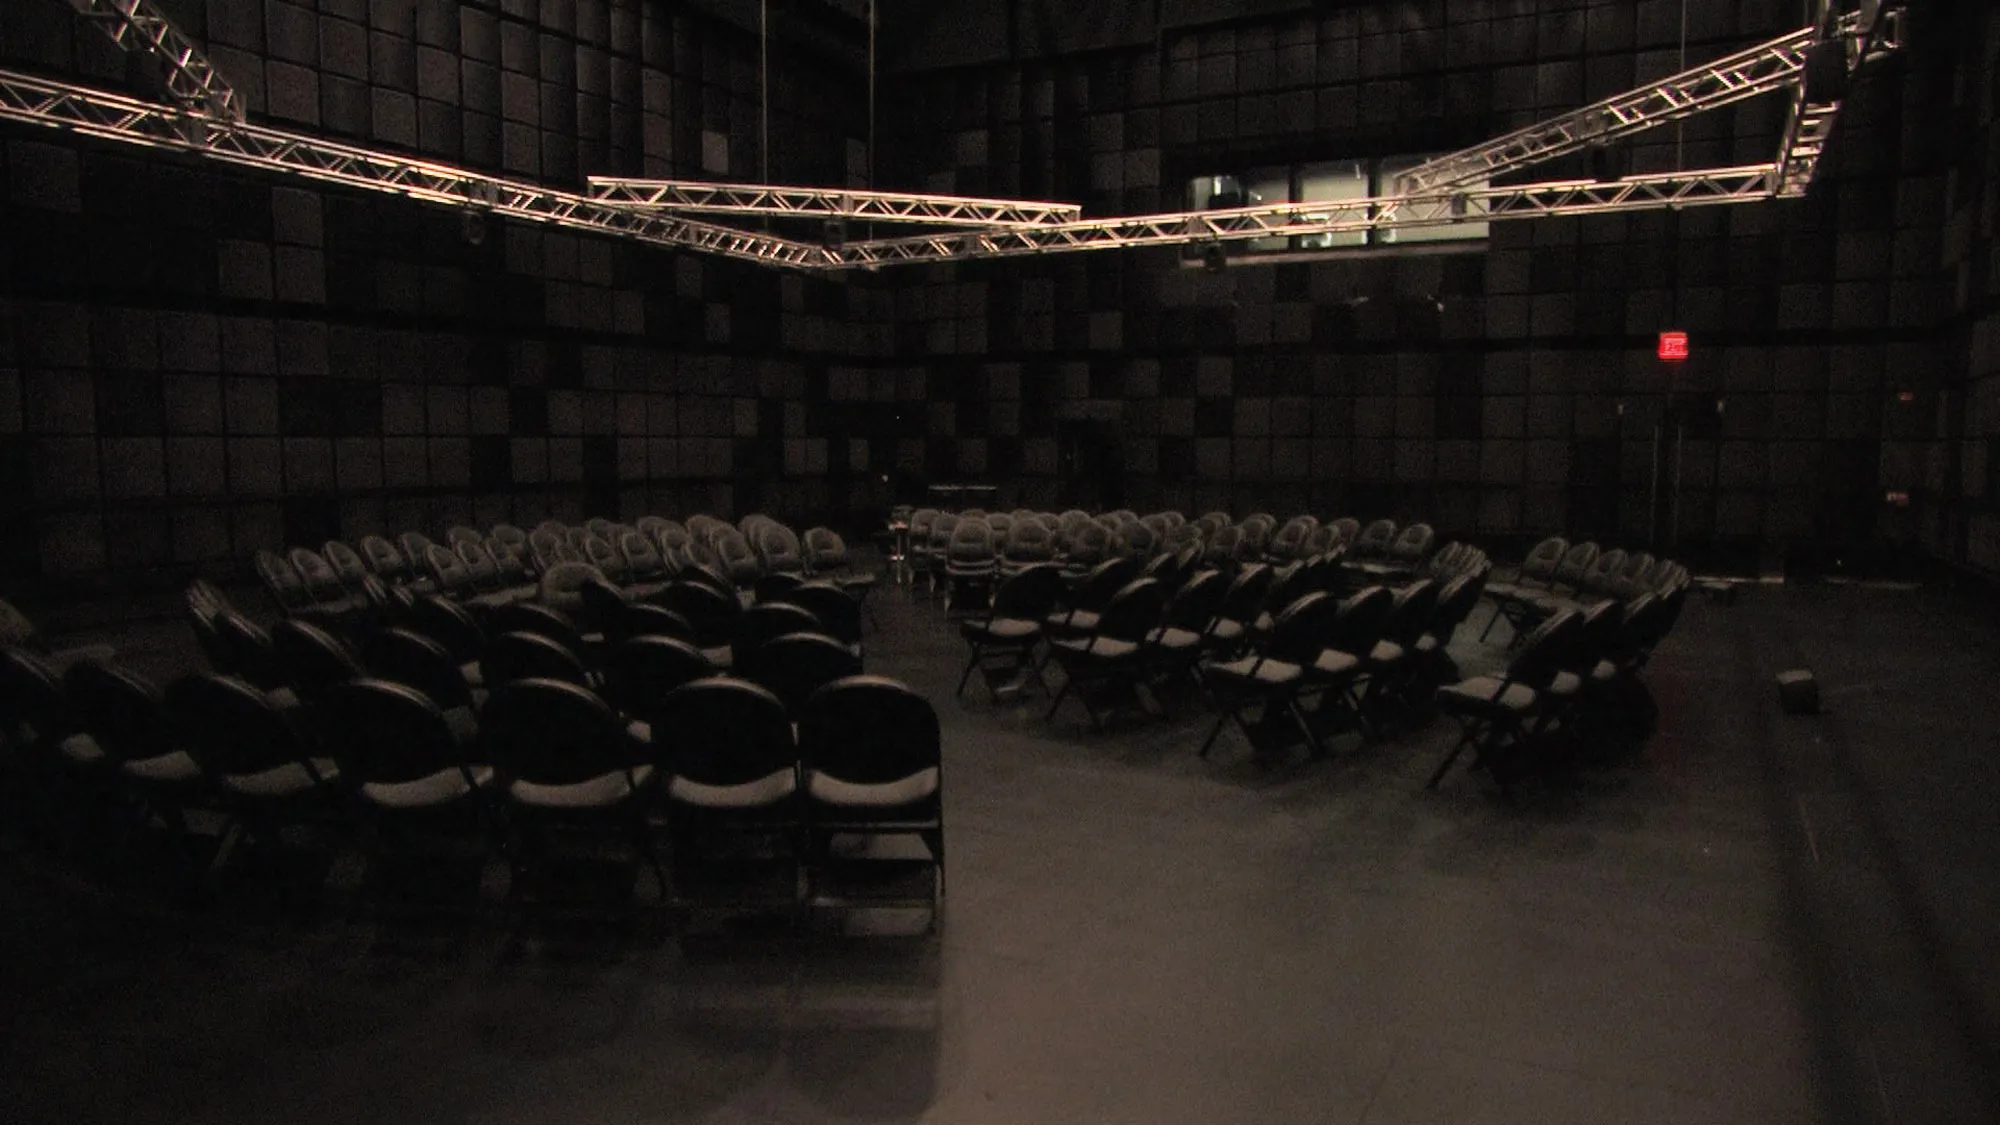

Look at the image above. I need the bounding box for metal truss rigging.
[1394,25,1825,195]
[0,69,828,268]
[62,0,241,121]
[586,177,1080,227]
[820,166,1782,269]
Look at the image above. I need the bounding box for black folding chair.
[957,564,1063,700]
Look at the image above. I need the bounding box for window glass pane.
[1240,166,1292,252]
[1188,174,1246,210]
[1373,156,1490,245]
[1297,160,1370,249]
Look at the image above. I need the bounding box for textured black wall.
[0,0,881,591]
[870,0,1960,572]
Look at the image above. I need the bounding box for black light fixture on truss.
[4,0,1907,273]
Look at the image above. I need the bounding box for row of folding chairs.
[1480,538,1689,647]
[1430,572,1692,795]
[0,645,942,924]
[251,514,880,626]
[902,509,1438,596]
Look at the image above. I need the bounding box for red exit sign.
[1657,331,1689,361]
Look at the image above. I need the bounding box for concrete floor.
[3,580,1997,1125]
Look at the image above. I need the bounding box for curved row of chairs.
[903,508,1436,604]
[2,615,942,922]
[252,514,880,629]
[1479,537,1685,646]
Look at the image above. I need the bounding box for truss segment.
[586,177,1081,227]
[0,69,830,268]
[62,0,241,121]
[824,166,1781,269]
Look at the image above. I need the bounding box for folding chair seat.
[784,582,864,656]
[1045,577,1168,730]
[1195,591,1344,761]
[657,580,742,669]
[0,597,114,674]
[740,632,863,715]
[799,676,944,923]
[957,564,1063,700]
[1428,610,1585,795]
[653,678,799,915]
[480,631,590,691]
[1044,557,1143,646]
[600,636,714,742]
[481,678,660,910]
[270,618,364,706]
[732,602,823,670]
[361,626,483,745]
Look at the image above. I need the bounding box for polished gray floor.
[4,580,1997,1125]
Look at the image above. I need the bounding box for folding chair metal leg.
[1426,722,1482,789]
[1044,678,1073,721]
[956,644,984,696]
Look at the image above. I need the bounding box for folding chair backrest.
[271,617,363,699]
[481,678,636,786]
[455,539,503,590]
[408,594,485,662]
[322,540,370,587]
[992,565,1066,621]
[361,626,474,711]
[1072,557,1144,613]
[446,525,484,548]
[1505,609,1585,689]
[1328,586,1396,654]
[1119,520,1157,558]
[1194,511,1231,537]
[538,560,604,614]
[425,543,474,594]
[1353,519,1397,558]
[621,531,667,579]
[322,679,466,786]
[741,632,863,712]
[947,518,995,563]
[803,526,848,572]
[756,523,805,572]
[1066,522,1110,567]
[1219,563,1275,622]
[1094,578,1167,643]
[254,550,312,611]
[734,602,822,662]
[600,635,713,720]
[63,659,170,763]
[799,675,939,786]
[481,630,589,688]
[0,647,70,744]
[1519,536,1568,583]
[659,580,741,648]
[1164,569,1227,631]
[1262,591,1342,665]
[1327,517,1361,548]
[399,532,436,566]
[655,677,795,785]
[487,601,586,653]
[1388,523,1435,562]
[784,582,862,647]
[1204,523,1242,565]
[1550,541,1601,591]
[166,674,317,780]
[359,534,408,580]
[1384,579,1440,644]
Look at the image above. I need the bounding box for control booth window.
[1186,154,1490,263]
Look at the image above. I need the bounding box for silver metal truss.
[0,68,830,268]
[823,165,1782,269]
[1393,27,1819,195]
[586,176,1081,227]
[61,0,241,121]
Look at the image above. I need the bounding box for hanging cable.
[760,0,770,183]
